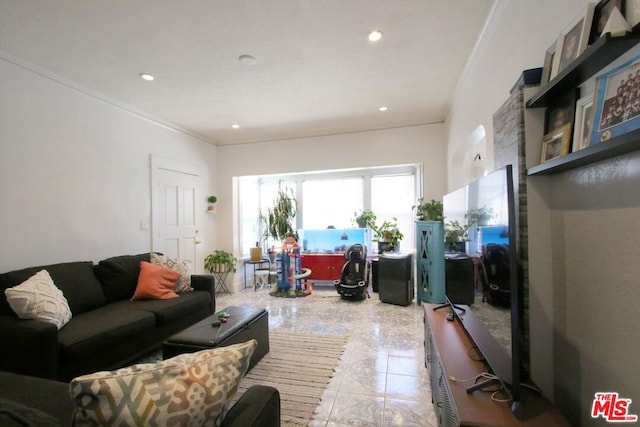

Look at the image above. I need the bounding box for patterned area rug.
[232,330,348,426]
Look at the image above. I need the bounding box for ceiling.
[0,1,495,146]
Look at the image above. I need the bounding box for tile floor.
[216,283,438,427]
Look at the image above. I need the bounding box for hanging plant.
[353,209,377,228]
[207,195,217,211]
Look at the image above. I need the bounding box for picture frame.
[550,35,565,81]
[572,93,595,152]
[626,0,640,29]
[558,18,586,72]
[590,0,625,43]
[544,91,577,134]
[540,123,573,163]
[540,40,557,85]
[590,51,640,145]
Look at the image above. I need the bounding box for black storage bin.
[378,253,413,306]
[445,255,475,305]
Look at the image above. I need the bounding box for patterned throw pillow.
[70,340,257,427]
[150,253,193,293]
[4,269,72,329]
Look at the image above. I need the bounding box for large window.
[371,174,415,251]
[302,178,363,229]
[237,164,421,256]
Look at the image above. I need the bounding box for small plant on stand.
[204,250,238,273]
[444,220,469,252]
[412,198,443,222]
[207,195,218,212]
[373,217,404,253]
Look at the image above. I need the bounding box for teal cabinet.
[415,221,445,304]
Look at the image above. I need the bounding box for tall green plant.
[262,182,298,243]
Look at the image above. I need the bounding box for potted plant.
[207,195,217,211]
[263,182,298,246]
[412,198,444,221]
[465,206,493,226]
[204,250,238,273]
[353,209,377,228]
[444,220,469,252]
[373,217,404,252]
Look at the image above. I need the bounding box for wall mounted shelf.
[527,33,640,109]
[526,32,640,176]
[528,128,640,175]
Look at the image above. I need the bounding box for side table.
[243,258,273,291]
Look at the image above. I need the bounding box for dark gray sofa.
[0,253,215,382]
[0,371,281,427]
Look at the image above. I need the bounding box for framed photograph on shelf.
[541,123,573,163]
[626,0,640,29]
[590,0,625,42]
[557,13,590,73]
[550,35,565,80]
[590,52,640,145]
[572,93,595,152]
[545,91,577,133]
[541,41,557,84]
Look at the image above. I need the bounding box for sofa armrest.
[221,385,280,427]
[0,316,59,380]
[190,274,216,313]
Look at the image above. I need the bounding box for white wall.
[216,124,446,290]
[446,0,640,425]
[446,0,588,190]
[0,56,218,273]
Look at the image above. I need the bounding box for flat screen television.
[442,164,537,420]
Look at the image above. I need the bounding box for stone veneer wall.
[492,72,538,374]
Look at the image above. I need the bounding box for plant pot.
[212,263,228,273]
[250,247,263,262]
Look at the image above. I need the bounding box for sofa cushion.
[94,253,151,302]
[130,290,211,325]
[57,303,156,363]
[131,261,181,300]
[150,253,193,293]
[0,262,105,316]
[4,270,72,329]
[0,371,74,426]
[0,397,63,427]
[70,340,257,427]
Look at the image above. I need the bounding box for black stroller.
[334,244,369,300]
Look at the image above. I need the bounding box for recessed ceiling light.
[231,124,240,129]
[368,30,383,42]
[238,54,256,65]
[139,73,155,81]
[379,106,388,112]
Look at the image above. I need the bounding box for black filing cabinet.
[378,253,414,306]
[445,255,475,305]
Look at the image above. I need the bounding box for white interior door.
[151,157,201,271]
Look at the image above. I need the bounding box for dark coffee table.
[162,306,269,372]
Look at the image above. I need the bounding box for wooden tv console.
[423,303,570,426]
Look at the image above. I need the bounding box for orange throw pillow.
[131,261,181,300]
